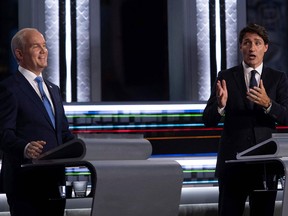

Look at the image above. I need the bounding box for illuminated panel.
[45,0,60,86]
[176,157,217,185]
[65,166,91,179]
[76,0,90,102]
[64,103,217,133]
[225,0,238,68]
[64,103,222,156]
[196,0,211,100]
[150,156,217,186]
[64,103,288,157]
[65,166,92,193]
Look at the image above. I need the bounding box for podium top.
[237,133,288,160]
[31,138,86,164]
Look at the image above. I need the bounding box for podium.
[227,133,288,216]
[23,137,183,216]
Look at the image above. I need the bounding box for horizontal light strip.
[147,135,221,140]
[66,172,91,176]
[176,158,217,167]
[183,180,218,185]
[69,123,207,129]
[151,153,217,157]
[183,169,215,173]
[72,128,222,134]
[64,103,206,112]
[68,123,288,132]
[66,113,203,118]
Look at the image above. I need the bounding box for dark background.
[1,0,288,101]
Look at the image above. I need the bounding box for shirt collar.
[18,66,43,83]
[242,61,263,76]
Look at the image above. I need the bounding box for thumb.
[259,79,264,88]
[222,80,227,91]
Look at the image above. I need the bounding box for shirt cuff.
[263,101,272,114]
[24,143,30,158]
[217,106,225,116]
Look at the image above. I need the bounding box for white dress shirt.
[18,66,55,113]
[242,61,263,91]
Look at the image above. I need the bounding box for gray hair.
[11,28,39,60]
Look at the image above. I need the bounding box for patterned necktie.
[35,76,55,128]
[249,70,258,89]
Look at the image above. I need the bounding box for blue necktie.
[35,76,55,128]
[249,70,258,89]
[248,70,258,109]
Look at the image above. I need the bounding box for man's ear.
[264,44,268,53]
[15,49,23,61]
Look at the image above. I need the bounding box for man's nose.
[249,43,256,51]
[40,46,48,53]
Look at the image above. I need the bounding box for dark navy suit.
[203,64,288,216]
[0,71,75,216]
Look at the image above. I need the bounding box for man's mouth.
[249,54,256,59]
[39,56,47,60]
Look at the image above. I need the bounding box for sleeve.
[202,72,223,127]
[267,72,288,125]
[0,85,27,158]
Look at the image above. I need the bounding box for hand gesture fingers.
[216,79,228,108]
[246,80,271,108]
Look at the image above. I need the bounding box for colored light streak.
[66,172,91,176]
[147,135,221,140]
[64,103,206,113]
[69,123,208,130]
[183,180,218,185]
[151,153,217,158]
[66,113,203,118]
[72,128,222,134]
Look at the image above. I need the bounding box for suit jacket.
[0,71,74,194]
[203,64,288,177]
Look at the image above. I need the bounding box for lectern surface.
[32,138,86,164]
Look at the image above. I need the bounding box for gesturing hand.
[216,79,228,108]
[246,80,271,108]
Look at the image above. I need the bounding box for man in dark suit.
[203,24,288,216]
[0,28,75,216]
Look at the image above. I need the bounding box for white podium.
[227,133,288,216]
[23,137,183,216]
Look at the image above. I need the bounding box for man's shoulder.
[0,72,19,87]
[263,66,285,74]
[218,65,241,77]
[222,65,241,73]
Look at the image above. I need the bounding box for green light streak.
[66,172,91,176]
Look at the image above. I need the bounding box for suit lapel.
[16,73,55,128]
[232,65,252,109]
[260,66,270,86]
[232,66,246,91]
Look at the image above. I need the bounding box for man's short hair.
[239,23,269,45]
